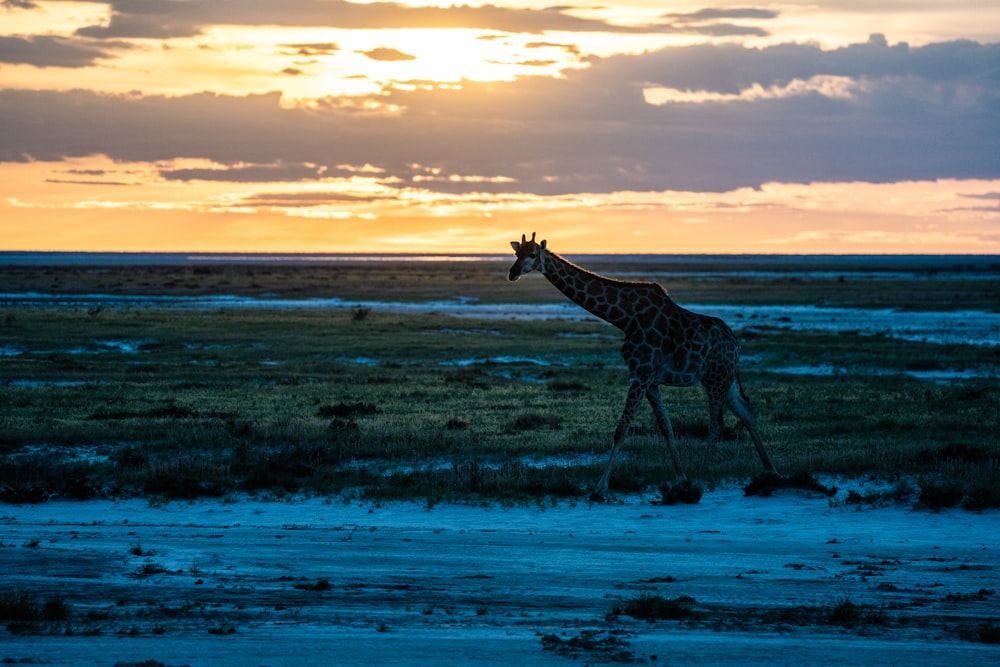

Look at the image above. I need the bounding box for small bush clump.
[0,587,71,625]
[507,412,562,432]
[827,598,887,628]
[744,471,837,498]
[963,481,1000,511]
[613,594,698,621]
[294,578,333,591]
[0,588,41,621]
[657,479,703,505]
[317,402,380,418]
[445,417,468,430]
[917,478,964,511]
[977,621,1000,644]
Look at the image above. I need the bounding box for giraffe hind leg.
[725,380,777,474]
[701,391,726,475]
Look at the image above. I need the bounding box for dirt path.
[2,486,998,666]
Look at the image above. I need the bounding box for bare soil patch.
[2,485,997,665]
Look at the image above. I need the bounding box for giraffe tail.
[735,372,758,418]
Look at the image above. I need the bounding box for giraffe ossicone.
[508,232,777,499]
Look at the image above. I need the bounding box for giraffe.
[507,233,776,498]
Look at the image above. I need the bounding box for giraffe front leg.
[592,379,644,501]
[646,388,685,479]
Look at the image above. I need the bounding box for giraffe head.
[508,232,547,281]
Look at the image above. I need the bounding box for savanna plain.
[1,257,998,665]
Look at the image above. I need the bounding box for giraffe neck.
[540,249,653,331]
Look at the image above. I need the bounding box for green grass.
[1,263,998,505]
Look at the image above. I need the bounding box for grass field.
[1,259,998,506]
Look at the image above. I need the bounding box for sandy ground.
[2,486,998,666]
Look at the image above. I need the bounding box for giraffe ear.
[539,239,547,250]
[510,241,521,252]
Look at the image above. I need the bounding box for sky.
[1,1,998,254]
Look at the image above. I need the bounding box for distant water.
[2,251,999,272]
[0,252,502,265]
[3,294,999,347]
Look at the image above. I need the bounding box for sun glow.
[2,1,998,254]
[4,149,997,253]
[0,20,586,101]
[2,1,109,34]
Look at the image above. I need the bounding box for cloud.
[525,41,581,58]
[961,192,1000,201]
[358,47,416,62]
[644,75,863,105]
[658,7,778,38]
[160,162,335,182]
[75,0,204,39]
[0,35,125,68]
[1,37,997,195]
[41,166,139,186]
[664,8,779,22]
[45,178,132,186]
[766,228,997,248]
[241,191,395,206]
[71,0,775,40]
[280,42,340,57]
[952,191,1000,213]
[681,23,769,38]
[588,33,978,94]
[515,59,557,68]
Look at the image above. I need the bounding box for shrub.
[827,598,887,627]
[613,594,698,621]
[294,578,333,591]
[445,417,468,430]
[0,588,70,623]
[828,598,861,626]
[963,479,1000,511]
[143,463,230,499]
[41,595,71,621]
[978,621,1000,644]
[917,478,964,510]
[744,471,837,497]
[507,412,562,432]
[0,588,39,621]
[658,479,703,505]
[317,402,380,418]
[136,563,168,577]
